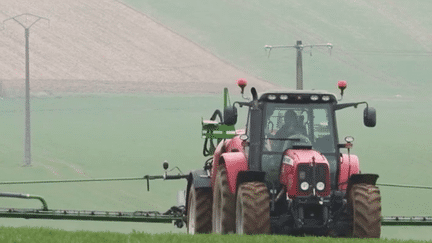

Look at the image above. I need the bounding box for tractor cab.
[247,91,340,190]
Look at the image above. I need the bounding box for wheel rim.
[187,191,196,234]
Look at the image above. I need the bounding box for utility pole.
[265,40,333,90]
[3,14,49,166]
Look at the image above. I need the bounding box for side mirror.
[224,106,238,125]
[364,107,376,127]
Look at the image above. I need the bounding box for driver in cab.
[266,110,310,151]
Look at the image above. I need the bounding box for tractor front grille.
[297,163,328,196]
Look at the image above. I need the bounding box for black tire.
[348,183,381,238]
[212,166,236,234]
[236,182,271,234]
[187,186,212,234]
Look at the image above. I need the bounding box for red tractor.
[185,81,380,237]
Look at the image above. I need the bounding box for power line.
[347,49,432,53]
[336,49,432,56]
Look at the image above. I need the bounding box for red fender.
[220,152,248,194]
[210,141,226,189]
[338,154,360,191]
[225,135,245,153]
[210,135,246,190]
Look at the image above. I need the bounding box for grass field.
[0,226,430,243]
[0,94,431,240]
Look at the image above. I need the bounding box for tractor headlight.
[310,95,319,101]
[280,94,288,100]
[268,94,276,100]
[300,182,309,191]
[322,95,330,101]
[316,182,325,191]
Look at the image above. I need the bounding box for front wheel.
[212,166,236,234]
[348,183,381,238]
[236,182,271,234]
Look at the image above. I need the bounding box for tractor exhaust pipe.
[248,87,262,171]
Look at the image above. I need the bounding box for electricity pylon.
[3,13,49,166]
[265,40,333,90]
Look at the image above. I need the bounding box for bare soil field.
[0,0,277,96]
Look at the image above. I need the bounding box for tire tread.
[349,183,381,238]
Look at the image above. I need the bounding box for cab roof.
[258,89,338,103]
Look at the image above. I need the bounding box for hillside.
[0,0,277,96]
[123,0,432,99]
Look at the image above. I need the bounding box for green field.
[0,95,222,234]
[0,95,431,240]
[0,226,430,243]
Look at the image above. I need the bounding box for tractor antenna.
[264,40,333,90]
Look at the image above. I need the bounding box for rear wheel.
[236,182,271,234]
[348,183,381,238]
[212,166,235,234]
[187,186,212,234]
